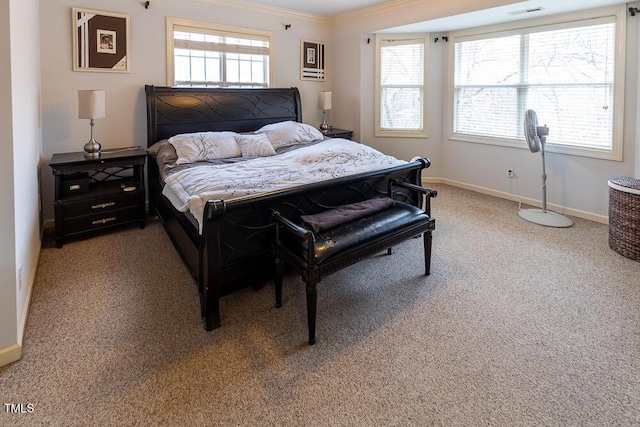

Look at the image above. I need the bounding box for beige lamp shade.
[78,90,106,119]
[318,91,332,110]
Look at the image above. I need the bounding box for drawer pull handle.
[92,202,116,209]
[92,217,116,225]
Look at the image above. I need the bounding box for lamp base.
[319,109,329,131]
[84,139,101,159]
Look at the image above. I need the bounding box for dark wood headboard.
[144,85,303,147]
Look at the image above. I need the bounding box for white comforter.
[162,138,407,232]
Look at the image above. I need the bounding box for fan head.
[524,109,545,153]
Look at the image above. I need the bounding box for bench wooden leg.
[275,256,283,308]
[306,282,318,345]
[423,231,432,276]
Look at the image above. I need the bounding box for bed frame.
[145,85,431,330]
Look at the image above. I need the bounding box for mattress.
[161,138,407,232]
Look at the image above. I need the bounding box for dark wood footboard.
[198,158,430,330]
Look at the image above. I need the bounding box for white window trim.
[375,33,429,138]
[446,5,626,161]
[166,17,275,87]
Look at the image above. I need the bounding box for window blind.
[172,25,270,87]
[379,38,424,131]
[453,19,616,151]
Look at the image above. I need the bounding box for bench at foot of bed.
[272,179,437,345]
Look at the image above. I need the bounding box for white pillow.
[255,121,324,149]
[236,133,276,157]
[168,131,241,164]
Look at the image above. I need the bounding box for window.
[450,7,625,160]
[375,34,429,137]
[166,17,272,88]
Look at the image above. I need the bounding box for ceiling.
[233,0,630,32]
[384,0,630,33]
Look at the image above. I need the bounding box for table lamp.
[78,90,105,158]
[318,91,331,131]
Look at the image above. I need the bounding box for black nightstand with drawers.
[322,128,353,140]
[49,147,146,247]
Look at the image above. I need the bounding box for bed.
[144,85,432,330]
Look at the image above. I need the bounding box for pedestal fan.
[518,110,573,228]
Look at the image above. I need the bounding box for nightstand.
[322,128,353,140]
[49,147,147,247]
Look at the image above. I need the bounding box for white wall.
[0,0,41,367]
[39,0,637,223]
[0,0,18,359]
[40,0,334,223]
[439,6,637,220]
[335,1,639,220]
[356,33,445,177]
[333,0,526,174]
[13,0,42,345]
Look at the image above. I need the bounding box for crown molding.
[191,0,332,24]
[191,0,427,25]
[332,0,425,24]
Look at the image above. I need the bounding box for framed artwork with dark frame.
[72,8,130,73]
[300,39,326,81]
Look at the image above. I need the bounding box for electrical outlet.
[18,265,23,291]
[507,168,514,178]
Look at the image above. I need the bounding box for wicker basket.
[608,176,640,261]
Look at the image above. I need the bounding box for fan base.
[518,208,573,228]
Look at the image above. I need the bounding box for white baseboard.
[0,344,22,367]
[424,177,608,224]
[17,249,39,345]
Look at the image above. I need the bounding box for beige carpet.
[1,184,639,426]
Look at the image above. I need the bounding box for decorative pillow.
[147,139,179,176]
[147,139,177,163]
[236,133,276,157]
[168,131,241,164]
[255,121,324,149]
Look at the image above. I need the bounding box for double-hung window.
[375,34,429,137]
[166,17,272,88]
[451,7,625,160]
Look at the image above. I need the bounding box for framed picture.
[96,30,116,54]
[300,39,325,81]
[72,8,130,72]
